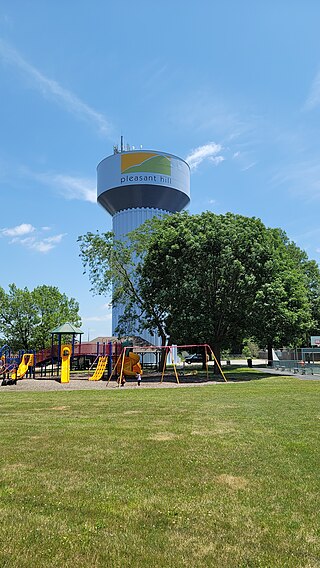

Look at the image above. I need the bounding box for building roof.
[50,323,84,335]
[90,335,154,347]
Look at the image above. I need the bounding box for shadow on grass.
[224,369,278,382]
[115,366,273,385]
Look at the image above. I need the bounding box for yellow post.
[161,347,169,383]
[60,344,72,384]
[119,349,126,387]
[205,345,209,381]
[171,347,180,384]
[106,352,122,386]
[206,344,227,382]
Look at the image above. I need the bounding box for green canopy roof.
[50,323,84,335]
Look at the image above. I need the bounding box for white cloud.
[13,233,66,253]
[17,236,55,253]
[241,162,256,171]
[1,223,35,237]
[25,170,96,203]
[0,39,110,135]
[210,156,225,166]
[43,234,65,244]
[1,223,66,253]
[185,142,224,171]
[53,174,96,203]
[82,304,112,323]
[82,313,112,322]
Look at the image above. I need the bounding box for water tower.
[97,143,190,343]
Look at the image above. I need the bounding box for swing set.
[106,343,227,386]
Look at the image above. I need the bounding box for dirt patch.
[191,429,213,436]
[215,474,248,489]
[2,463,29,473]
[192,420,235,436]
[50,406,70,411]
[150,432,181,441]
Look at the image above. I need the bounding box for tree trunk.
[267,342,273,367]
[202,346,207,370]
[158,333,168,372]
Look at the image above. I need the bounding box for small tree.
[242,338,259,359]
[251,229,314,364]
[0,284,81,351]
[0,284,38,351]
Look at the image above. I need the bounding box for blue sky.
[1,1,320,341]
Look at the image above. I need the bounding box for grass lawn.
[0,374,319,567]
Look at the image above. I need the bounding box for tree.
[78,231,168,345]
[0,285,38,351]
[251,229,316,363]
[79,212,319,368]
[31,285,81,350]
[135,212,317,367]
[0,284,81,351]
[134,211,276,365]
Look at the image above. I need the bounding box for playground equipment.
[88,356,108,381]
[0,336,115,385]
[118,352,142,378]
[106,343,226,386]
[0,345,20,385]
[159,343,226,384]
[60,345,71,384]
[1,338,227,386]
[107,350,143,386]
[118,351,142,385]
[16,353,34,379]
[1,360,18,386]
[0,355,7,373]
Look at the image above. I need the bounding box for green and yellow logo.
[121,152,171,176]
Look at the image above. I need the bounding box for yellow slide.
[16,354,34,379]
[118,352,142,378]
[89,356,108,381]
[61,345,71,384]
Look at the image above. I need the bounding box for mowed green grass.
[0,376,319,568]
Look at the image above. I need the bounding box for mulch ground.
[0,373,225,392]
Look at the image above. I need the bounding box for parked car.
[184,353,203,364]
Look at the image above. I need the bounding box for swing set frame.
[106,343,227,386]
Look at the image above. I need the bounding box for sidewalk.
[221,359,320,381]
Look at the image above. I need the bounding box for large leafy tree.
[134,212,275,362]
[137,213,316,364]
[0,284,81,351]
[79,212,318,366]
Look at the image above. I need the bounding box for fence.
[272,347,320,375]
